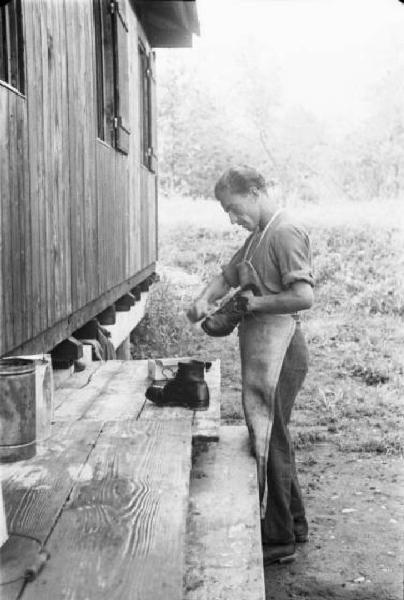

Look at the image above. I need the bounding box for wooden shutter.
[146,51,158,173]
[113,0,130,154]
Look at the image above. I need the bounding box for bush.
[131,280,204,358]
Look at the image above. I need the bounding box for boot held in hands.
[201,284,260,337]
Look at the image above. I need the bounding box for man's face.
[219,189,259,231]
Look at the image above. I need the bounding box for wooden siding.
[128,14,157,277]
[0,0,157,357]
[0,84,30,352]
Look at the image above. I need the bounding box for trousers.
[261,323,309,543]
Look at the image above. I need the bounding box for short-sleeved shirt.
[221,210,314,294]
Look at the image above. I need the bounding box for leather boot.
[262,542,296,566]
[145,360,210,411]
[201,284,260,337]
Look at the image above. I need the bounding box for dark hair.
[214,166,267,199]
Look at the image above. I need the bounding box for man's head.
[214,166,270,231]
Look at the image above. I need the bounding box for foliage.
[310,226,404,317]
[156,45,404,202]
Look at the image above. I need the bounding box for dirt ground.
[265,443,403,600]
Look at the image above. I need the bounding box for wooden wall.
[0,0,157,357]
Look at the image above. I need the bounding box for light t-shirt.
[221,210,314,294]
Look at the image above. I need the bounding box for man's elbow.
[293,283,314,311]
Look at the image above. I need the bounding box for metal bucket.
[0,358,36,462]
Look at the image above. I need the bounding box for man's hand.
[238,289,255,312]
[186,297,210,323]
[187,274,231,323]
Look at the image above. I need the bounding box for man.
[187,166,314,565]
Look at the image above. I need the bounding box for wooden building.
[0,0,199,358]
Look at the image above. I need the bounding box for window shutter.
[113,0,130,154]
[146,51,158,173]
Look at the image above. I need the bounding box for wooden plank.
[47,0,71,324]
[96,141,116,295]
[37,0,53,332]
[54,360,102,391]
[127,8,140,276]
[54,360,148,421]
[1,88,14,352]
[0,86,10,355]
[39,0,50,332]
[54,360,126,419]
[115,151,128,282]
[25,0,47,341]
[60,0,72,326]
[0,419,104,600]
[23,419,193,600]
[18,85,33,347]
[82,360,148,420]
[140,167,149,268]
[66,0,85,312]
[141,400,194,423]
[192,359,220,441]
[185,426,265,600]
[8,92,22,346]
[1,420,103,542]
[82,0,98,305]
[65,0,98,310]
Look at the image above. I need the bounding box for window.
[93,0,130,153]
[138,43,157,173]
[0,0,24,93]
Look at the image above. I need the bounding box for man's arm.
[242,280,313,315]
[186,274,230,322]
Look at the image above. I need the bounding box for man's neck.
[258,205,278,231]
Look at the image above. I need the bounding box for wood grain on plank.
[54,360,124,418]
[127,11,142,278]
[54,360,147,421]
[53,360,103,393]
[185,426,265,600]
[23,419,193,600]
[8,92,22,346]
[18,86,32,346]
[25,0,47,339]
[115,152,128,284]
[82,360,149,420]
[0,420,103,542]
[66,0,85,312]
[0,420,104,600]
[96,141,116,295]
[0,86,9,355]
[48,0,71,324]
[83,0,99,306]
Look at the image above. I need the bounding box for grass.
[132,196,404,456]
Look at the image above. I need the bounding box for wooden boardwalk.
[0,359,265,599]
[186,427,265,600]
